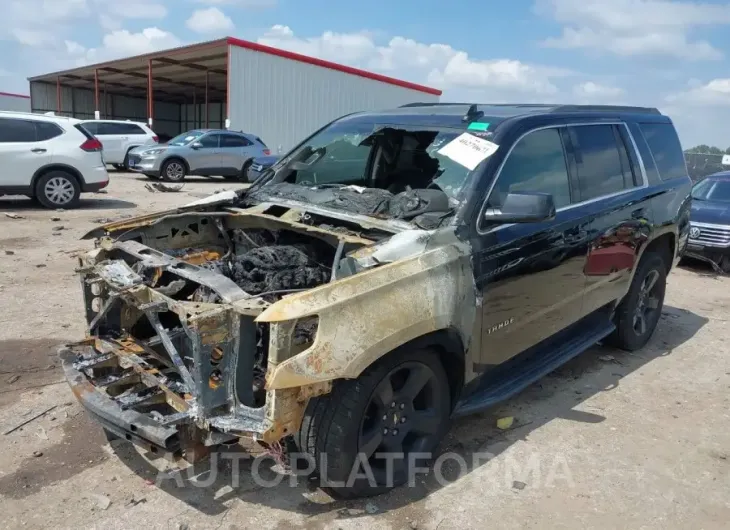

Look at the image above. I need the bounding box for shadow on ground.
[0,196,137,211]
[103,305,707,521]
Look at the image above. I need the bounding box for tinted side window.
[492,128,572,208]
[35,122,63,141]
[569,125,629,201]
[83,122,99,135]
[0,118,37,142]
[639,123,687,181]
[221,134,251,147]
[199,133,221,148]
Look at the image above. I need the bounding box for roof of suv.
[0,111,81,124]
[343,102,670,131]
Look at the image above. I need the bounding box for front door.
[0,117,53,187]
[219,133,249,175]
[472,126,590,367]
[188,133,222,173]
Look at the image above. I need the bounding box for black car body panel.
[686,172,730,269]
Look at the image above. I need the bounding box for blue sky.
[2,0,730,147]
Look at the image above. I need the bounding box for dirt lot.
[0,172,728,529]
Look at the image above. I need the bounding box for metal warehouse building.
[28,37,441,152]
[0,91,31,112]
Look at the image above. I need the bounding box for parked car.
[127,129,270,182]
[685,172,730,271]
[60,103,691,498]
[0,111,108,208]
[246,154,280,181]
[79,120,158,170]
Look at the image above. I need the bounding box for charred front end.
[60,206,375,459]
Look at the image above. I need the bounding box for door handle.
[31,148,47,153]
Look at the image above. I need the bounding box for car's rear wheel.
[112,164,124,171]
[296,347,451,499]
[606,251,666,351]
[34,171,81,209]
[161,159,186,182]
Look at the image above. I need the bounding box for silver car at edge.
[127,129,270,182]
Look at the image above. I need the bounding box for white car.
[0,111,109,208]
[80,120,158,170]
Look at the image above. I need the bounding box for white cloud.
[538,0,730,60]
[186,7,235,34]
[106,1,168,19]
[573,81,626,100]
[257,25,566,98]
[71,28,182,64]
[666,78,730,106]
[193,0,276,6]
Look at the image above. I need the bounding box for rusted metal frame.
[87,293,119,333]
[116,335,175,369]
[56,76,61,113]
[145,309,197,395]
[147,59,153,126]
[100,66,227,94]
[205,69,209,128]
[94,69,99,118]
[153,55,227,75]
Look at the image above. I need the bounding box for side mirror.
[483,192,556,224]
[191,141,203,149]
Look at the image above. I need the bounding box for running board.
[453,319,615,417]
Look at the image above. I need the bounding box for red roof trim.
[0,91,30,99]
[226,37,442,96]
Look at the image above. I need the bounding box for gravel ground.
[0,172,728,529]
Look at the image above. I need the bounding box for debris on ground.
[3,405,58,435]
[95,189,108,194]
[512,480,527,490]
[52,226,66,232]
[4,213,25,219]
[145,182,185,193]
[35,264,47,268]
[496,416,514,430]
[36,427,48,441]
[6,374,20,384]
[126,495,147,507]
[32,451,43,458]
[410,521,419,529]
[89,493,111,510]
[599,355,618,363]
[365,502,379,514]
[92,218,114,224]
[50,217,61,222]
[4,250,15,255]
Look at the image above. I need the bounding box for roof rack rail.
[552,104,661,115]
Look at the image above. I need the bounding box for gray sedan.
[127,129,270,182]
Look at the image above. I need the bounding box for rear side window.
[199,133,221,148]
[96,122,146,135]
[492,128,572,208]
[569,124,635,201]
[0,118,37,142]
[35,122,63,141]
[82,122,99,135]
[639,123,687,181]
[221,134,252,147]
[254,136,267,147]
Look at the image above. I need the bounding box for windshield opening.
[692,178,730,202]
[168,130,206,147]
[261,120,476,205]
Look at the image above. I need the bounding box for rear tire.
[34,171,81,209]
[122,149,135,171]
[161,159,186,182]
[112,164,124,171]
[605,251,667,351]
[295,347,451,499]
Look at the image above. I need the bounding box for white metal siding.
[0,93,31,112]
[228,45,439,153]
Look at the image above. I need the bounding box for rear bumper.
[81,166,110,192]
[58,343,181,455]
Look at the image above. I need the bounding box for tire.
[34,171,81,209]
[112,164,124,171]
[295,347,451,499]
[161,159,186,182]
[605,251,667,351]
[122,148,137,171]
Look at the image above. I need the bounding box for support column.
[147,59,153,128]
[56,77,61,114]
[205,70,209,129]
[94,69,100,120]
[193,90,196,129]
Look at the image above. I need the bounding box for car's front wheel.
[161,159,186,182]
[296,347,451,499]
[34,171,81,209]
[606,251,667,351]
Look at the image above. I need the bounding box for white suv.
[0,111,109,208]
[80,120,158,170]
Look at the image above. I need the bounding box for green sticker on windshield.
[468,122,490,131]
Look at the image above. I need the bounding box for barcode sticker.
[438,133,499,170]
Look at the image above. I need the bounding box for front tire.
[606,251,667,351]
[34,171,81,209]
[296,347,451,499]
[161,159,186,182]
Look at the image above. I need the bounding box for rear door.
[474,125,591,366]
[219,133,250,175]
[116,122,150,153]
[0,117,58,187]
[566,123,652,313]
[92,122,125,163]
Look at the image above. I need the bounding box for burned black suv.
[60,103,691,498]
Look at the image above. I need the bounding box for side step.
[453,318,615,417]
